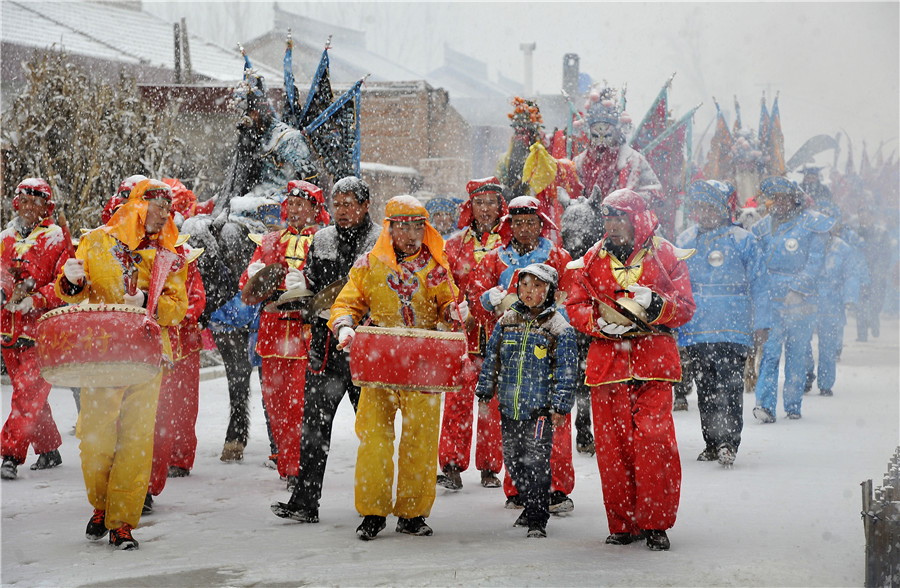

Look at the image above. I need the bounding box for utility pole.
[520,42,536,97]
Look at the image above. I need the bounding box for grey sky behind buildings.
[144,1,899,166]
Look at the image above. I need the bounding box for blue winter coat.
[676,223,769,347]
[815,236,860,318]
[475,301,577,420]
[750,209,833,313]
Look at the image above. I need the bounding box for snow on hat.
[466,177,504,197]
[760,176,802,201]
[518,263,558,288]
[424,196,458,217]
[688,180,738,218]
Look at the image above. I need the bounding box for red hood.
[602,188,659,248]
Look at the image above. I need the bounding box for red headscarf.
[457,176,509,230]
[601,189,659,248]
[283,180,331,226]
[498,195,559,246]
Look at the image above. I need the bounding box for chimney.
[563,53,579,97]
[519,42,536,96]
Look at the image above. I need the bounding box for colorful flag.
[305,79,363,179]
[733,95,742,134]
[845,137,855,176]
[631,76,673,152]
[299,47,335,131]
[642,105,700,194]
[703,100,734,181]
[860,141,873,182]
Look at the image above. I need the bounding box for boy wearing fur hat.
[475,263,577,538]
[328,195,463,540]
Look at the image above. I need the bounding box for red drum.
[350,325,467,393]
[36,303,163,387]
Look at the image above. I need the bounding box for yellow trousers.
[354,387,441,519]
[76,371,161,529]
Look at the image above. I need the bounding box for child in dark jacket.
[475,263,577,538]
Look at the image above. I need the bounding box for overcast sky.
[144,1,899,166]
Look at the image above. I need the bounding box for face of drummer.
[144,197,172,235]
[333,191,369,229]
[285,194,317,229]
[389,220,426,257]
[518,273,550,310]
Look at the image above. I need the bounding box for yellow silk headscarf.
[104,179,180,252]
[370,195,450,275]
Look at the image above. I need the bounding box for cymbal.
[263,286,314,313]
[309,277,349,320]
[241,263,287,306]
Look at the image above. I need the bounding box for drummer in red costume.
[1,178,71,480]
[239,180,330,487]
[564,188,695,551]
[329,195,463,541]
[437,177,508,490]
[466,195,576,514]
[56,179,188,550]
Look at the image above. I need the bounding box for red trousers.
[1,346,61,463]
[503,412,574,497]
[592,380,681,534]
[148,352,201,495]
[261,356,307,478]
[438,357,504,473]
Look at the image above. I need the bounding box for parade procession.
[1,3,898,585]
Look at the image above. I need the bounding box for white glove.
[9,296,34,313]
[337,326,355,352]
[284,267,307,291]
[597,316,634,336]
[626,284,653,309]
[450,300,469,322]
[487,286,506,309]
[247,261,265,279]
[64,259,86,284]
[123,290,145,307]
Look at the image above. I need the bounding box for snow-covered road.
[2,316,897,586]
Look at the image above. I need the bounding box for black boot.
[356,515,386,541]
[30,449,62,470]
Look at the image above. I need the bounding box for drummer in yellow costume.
[328,195,466,540]
[55,179,188,550]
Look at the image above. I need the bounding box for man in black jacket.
[271,176,380,523]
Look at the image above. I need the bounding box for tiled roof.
[1,1,279,82]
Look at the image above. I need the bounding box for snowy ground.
[2,316,898,587]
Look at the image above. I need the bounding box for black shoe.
[30,449,61,471]
[356,515,386,541]
[697,447,718,461]
[271,501,319,523]
[786,411,802,420]
[673,395,689,411]
[109,523,138,550]
[576,432,596,455]
[395,516,433,536]
[605,531,643,545]
[1,457,18,480]
[527,522,547,538]
[753,406,776,423]
[819,388,833,397]
[717,444,736,467]
[646,529,670,551]
[480,470,501,488]
[142,493,153,515]
[505,494,524,510]
[167,466,190,478]
[513,511,529,528]
[436,465,463,490]
[85,508,108,541]
[804,372,816,394]
[549,490,574,513]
